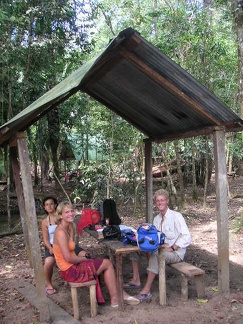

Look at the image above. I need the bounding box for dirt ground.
[1,175,243,324]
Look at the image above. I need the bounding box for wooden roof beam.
[147,125,226,143]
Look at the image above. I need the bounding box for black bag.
[99,199,121,226]
[103,225,121,240]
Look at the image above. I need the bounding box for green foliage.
[0,0,94,176]
[0,149,6,179]
[1,0,243,202]
[232,213,243,233]
[229,132,243,160]
[90,0,238,113]
[153,137,213,187]
[70,156,145,206]
[70,162,106,204]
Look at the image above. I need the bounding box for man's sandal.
[136,293,152,302]
[123,283,142,289]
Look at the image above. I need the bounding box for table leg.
[116,253,124,311]
[108,248,115,266]
[158,248,166,306]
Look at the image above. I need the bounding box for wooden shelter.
[1,28,243,321]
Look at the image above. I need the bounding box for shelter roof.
[1,27,243,147]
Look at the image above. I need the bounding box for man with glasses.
[123,189,191,301]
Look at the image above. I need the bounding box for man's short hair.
[154,189,169,200]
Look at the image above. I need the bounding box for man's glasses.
[156,198,168,202]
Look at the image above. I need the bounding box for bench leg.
[195,275,205,298]
[181,274,188,301]
[89,284,97,317]
[70,287,80,320]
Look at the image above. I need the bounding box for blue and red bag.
[120,229,137,245]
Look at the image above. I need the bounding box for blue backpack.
[120,229,137,246]
[137,223,165,253]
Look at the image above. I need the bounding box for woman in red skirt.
[53,201,140,307]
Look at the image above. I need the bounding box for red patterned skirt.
[59,259,105,304]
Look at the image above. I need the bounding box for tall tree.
[0,0,93,182]
[231,0,243,124]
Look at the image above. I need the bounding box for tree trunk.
[6,72,13,228]
[107,111,115,198]
[40,150,49,184]
[133,136,144,214]
[7,147,12,230]
[232,0,243,138]
[226,133,234,174]
[191,139,198,202]
[48,108,60,180]
[203,138,210,207]
[153,0,158,44]
[161,143,177,206]
[174,140,184,207]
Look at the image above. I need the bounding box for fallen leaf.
[231,299,238,303]
[5,265,13,269]
[197,299,208,304]
[216,315,224,319]
[231,298,243,304]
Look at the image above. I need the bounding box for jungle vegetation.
[1,0,243,217]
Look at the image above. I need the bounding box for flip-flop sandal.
[111,303,119,308]
[123,283,142,289]
[136,293,152,301]
[45,288,58,295]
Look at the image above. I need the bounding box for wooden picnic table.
[84,228,166,310]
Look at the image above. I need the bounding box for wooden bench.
[69,280,97,320]
[169,262,205,301]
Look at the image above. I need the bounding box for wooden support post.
[213,129,230,292]
[144,139,153,223]
[9,142,32,267]
[158,248,166,306]
[16,132,50,322]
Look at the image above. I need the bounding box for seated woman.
[41,196,83,295]
[41,196,58,295]
[53,201,140,307]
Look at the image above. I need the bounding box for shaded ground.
[1,175,243,323]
